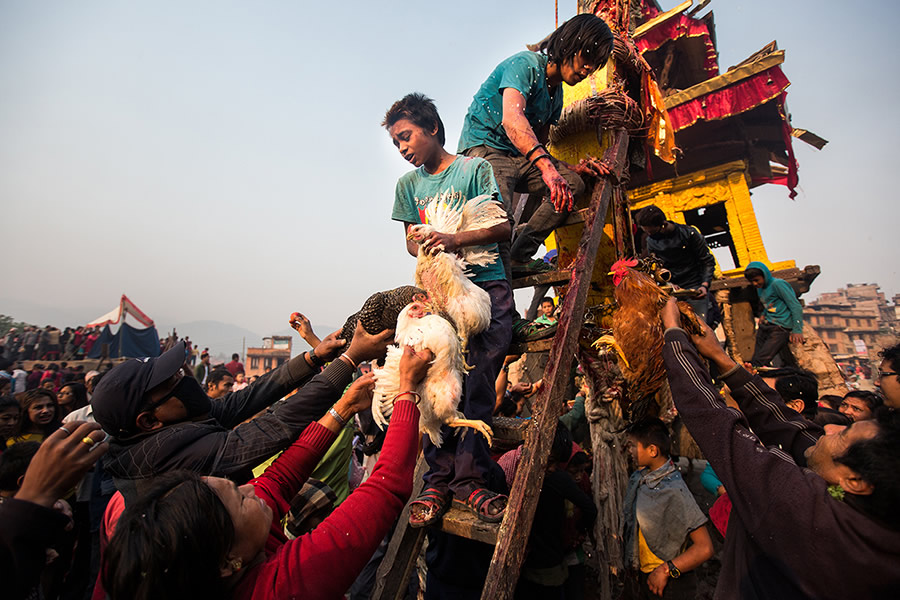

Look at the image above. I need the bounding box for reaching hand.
[695,285,709,299]
[314,330,346,363]
[290,312,322,346]
[539,162,574,212]
[16,422,109,508]
[661,297,682,330]
[346,322,395,363]
[337,372,376,415]
[398,345,434,387]
[789,333,806,345]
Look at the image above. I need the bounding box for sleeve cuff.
[320,358,354,391]
[390,400,420,425]
[301,421,339,453]
[286,353,316,382]
[721,364,754,388]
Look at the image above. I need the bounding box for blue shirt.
[458,51,563,155]
[392,155,505,283]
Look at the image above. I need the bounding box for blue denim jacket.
[623,460,707,568]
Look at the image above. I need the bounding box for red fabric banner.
[636,14,718,80]
[666,66,791,132]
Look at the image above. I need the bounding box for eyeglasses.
[877,370,898,379]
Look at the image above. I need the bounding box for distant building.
[245,335,292,378]
[805,283,898,366]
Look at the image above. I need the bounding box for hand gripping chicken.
[371,297,494,446]
[405,191,508,364]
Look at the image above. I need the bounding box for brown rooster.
[594,259,704,418]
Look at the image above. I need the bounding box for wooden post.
[480,132,629,600]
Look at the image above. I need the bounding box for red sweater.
[233,400,420,600]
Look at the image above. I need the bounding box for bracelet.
[328,406,349,428]
[339,352,358,368]
[307,348,325,368]
[524,142,545,161]
[393,391,421,405]
[528,153,552,170]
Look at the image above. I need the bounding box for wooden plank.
[371,456,428,600]
[481,131,629,600]
[508,337,554,355]
[663,51,785,110]
[436,507,500,545]
[492,416,531,444]
[710,265,820,294]
[511,269,572,289]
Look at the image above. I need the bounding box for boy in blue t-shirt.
[383,93,513,525]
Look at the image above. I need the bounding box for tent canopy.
[85,295,160,358]
[87,294,155,329]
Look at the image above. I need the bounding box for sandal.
[408,487,451,528]
[453,488,508,523]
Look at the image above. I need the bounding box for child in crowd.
[623,418,713,599]
[384,92,513,525]
[744,261,805,367]
[534,297,558,326]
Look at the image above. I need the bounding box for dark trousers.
[423,280,513,498]
[463,145,585,276]
[750,320,792,367]
[624,570,697,600]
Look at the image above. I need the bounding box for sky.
[3,0,899,353]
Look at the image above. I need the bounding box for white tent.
[86,294,155,329]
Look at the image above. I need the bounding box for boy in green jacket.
[744,261,805,367]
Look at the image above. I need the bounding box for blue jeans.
[422,279,514,498]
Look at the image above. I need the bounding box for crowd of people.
[2,11,899,600]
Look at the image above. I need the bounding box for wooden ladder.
[373,131,629,600]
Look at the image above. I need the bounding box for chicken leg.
[447,418,493,446]
[592,334,631,368]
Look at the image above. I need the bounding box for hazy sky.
[3,0,899,347]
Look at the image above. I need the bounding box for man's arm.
[776,279,806,341]
[687,228,716,297]
[211,332,345,428]
[501,87,573,211]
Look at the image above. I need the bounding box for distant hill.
[164,320,262,361]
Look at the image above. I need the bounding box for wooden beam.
[634,0,693,39]
[480,131,629,600]
[371,457,428,600]
[511,270,572,289]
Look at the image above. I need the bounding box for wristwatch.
[666,560,681,578]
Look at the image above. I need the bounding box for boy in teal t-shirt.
[383,93,513,525]
[745,261,806,367]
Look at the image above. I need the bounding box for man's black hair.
[231,353,239,361]
[382,92,446,146]
[538,13,614,69]
[0,441,40,491]
[812,407,852,429]
[540,297,554,305]
[206,368,233,389]
[880,343,900,372]
[843,390,884,412]
[626,417,671,458]
[766,367,818,416]
[836,407,900,530]
[744,267,765,280]
[635,205,666,228]
[818,394,844,411]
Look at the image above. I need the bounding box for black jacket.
[663,328,900,599]
[104,355,354,502]
[646,222,716,289]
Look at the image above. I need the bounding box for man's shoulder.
[501,50,543,70]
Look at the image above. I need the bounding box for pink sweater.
[233,400,420,600]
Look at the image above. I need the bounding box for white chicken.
[405,191,508,360]
[372,298,493,446]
